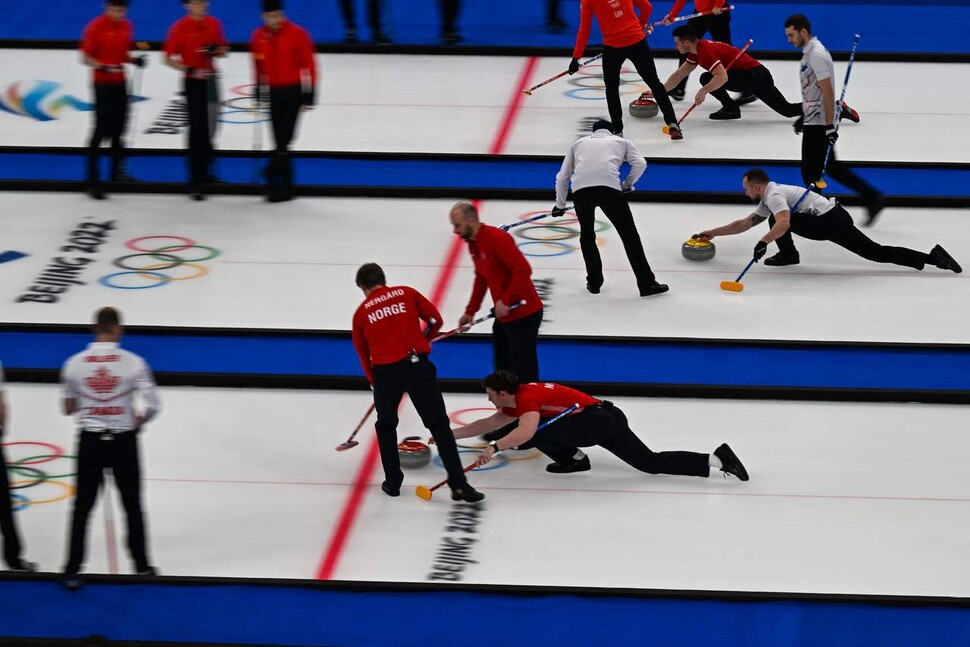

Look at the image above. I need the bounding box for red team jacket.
[250,20,317,88]
[352,286,444,383]
[687,39,760,71]
[464,224,543,324]
[573,0,653,59]
[80,15,133,85]
[500,383,601,419]
[164,15,228,74]
[668,0,728,18]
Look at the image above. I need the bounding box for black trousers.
[339,0,383,33]
[372,356,468,490]
[266,85,303,192]
[573,186,656,291]
[602,39,678,132]
[492,309,542,383]
[771,204,931,269]
[801,126,880,204]
[700,66,801,117]
[0,445,25,569]
[86,83,129,185]
[185,77,219,189]
[440,0,461,33]
[64,430,150,574]
[674,12,732,93]
[535,403,711,477]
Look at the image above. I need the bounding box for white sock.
[709,454,723,469]
[573,450,586,461]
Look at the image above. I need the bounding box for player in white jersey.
[692,169,962,273]
[784,14,883,236]
[0,362,38,572]
[60,307,160,589]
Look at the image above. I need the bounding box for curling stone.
[398,436,431,468]
[629,94,659,119]
[682,237,716,261]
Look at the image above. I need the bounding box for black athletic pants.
[0,445,25,569]
[266,85,303,194]
[65,430,150,574]
[700,66,801,117]
[573,186,656,291]
[770,204,931,269]
[674,12,732,93]
[372,356,468,490]
[185,77,219,190]
[535,402,711,477]
[339,0,383,35]
[492,309,542,384]
[801,125,880,203]
[86,83,128,185]
[602,39,678,132]
[440,0,461,34]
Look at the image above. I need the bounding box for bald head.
[449,200,481,241]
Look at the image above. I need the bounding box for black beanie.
[591,119,615,133]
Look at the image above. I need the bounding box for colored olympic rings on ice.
[218,84,270,124]
[507,211,610,257]
[101,236,220,289]
[565,65,647,101]
[2,442,77,512]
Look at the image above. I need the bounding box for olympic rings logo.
[506,210,611,258]
[218,84,270,125]
[99,236,221,290]
[2,441,77,512]
[565,63,648,101]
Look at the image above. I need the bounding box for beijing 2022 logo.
[0,80,94,121]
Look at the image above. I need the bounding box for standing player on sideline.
[643,26,804,121]
[351,264,484,502]
[60,307,160,590]
[164,0,229,201]
[251,0,317,203]
[693,169,962,273]
[80,0,147,200]
[451,371,749,481]
[660,0,755,103]
[784,14,884,233]
[0,361,39,572]
[554,119,669,296]
[568,0,684,140]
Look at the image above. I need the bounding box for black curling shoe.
[714,443,749,481]
[450,485,485,502]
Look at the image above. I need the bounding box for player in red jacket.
[352,263,484,502]
[569,0,682,140]
[250,0,317,202]
[452,371,749,481]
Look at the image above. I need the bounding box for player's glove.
[825,125,839,146]
[201,44,220,56]
[129,55,147,69]
[301,88,316,107]
[792,116,804,135]
[753,240,768,261]
[568,58,580,75]
[621,183,635,194]
[551,206,568,217]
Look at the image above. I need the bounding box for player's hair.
[671,26,699,42]
[482,370,521,394]
[451,200,478,221]
[106,0,129,7]
[743,168,771,185]
[356,263,387,289]
[262,0,283,12]
[784,14,812,33]
[94,307,122,333]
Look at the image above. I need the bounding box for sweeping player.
[784,14,884,232]
[450,371,749,481]
[568,0,683,140]
[352,263,484,502]
[693,169,962,274]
